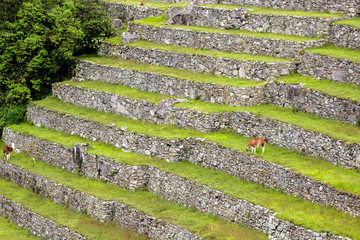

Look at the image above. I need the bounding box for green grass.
[77,56,360,102]
[5,125,360,239]
[133,15,320,42]
[307,44,360,64]
[336,17,360,29]
[29,98,360,194]
[59,81,360,144]
[105,38,294,62]
[274,74,360,102]
[0,181,145,240]
[104,0,187,10]
[202,4,345,18]
[1,149,267,240]
[77,55,263,88]
[0,217,40,240]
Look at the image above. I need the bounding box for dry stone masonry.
[21,102,360,218]
[299,52,360,86]
[151,0,360,15]
[127,22,327,59]
[0,158,202,240]
[329,23,360,51]
[175,6,342,37]
[50,84,360,169]
[0,195,86,240]
[104,1,163,21]
[2,129,353,239]
[75,60,266,106]
[75,60,360,125]
[98,42,297,81]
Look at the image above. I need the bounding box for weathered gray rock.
[121,32,140,43]
[0,195,86,240]
[127,22,327,59]
[112,18,123,29]
[98,42,297,81]
[0,158,202,240]
[3,129,352,239]
[103,1,163,21]
[75,60,360,125]
[299,52,360,86]
[329,23,360,51]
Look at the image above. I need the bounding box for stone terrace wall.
[219,0,360,16]
[75,60,360,125]
[98,42,297,81]
[0,195,85,240]
[298,52,360,86]
[51,83,360,169]
[23,104,360,218]
[104,1,163,21]
[2,129,353,239]
[264,82,360,125]
[75,60,266,106]
[189,6,339,37]
[0,158,201,240]
[329,23,360,51]
[127,22,326,59]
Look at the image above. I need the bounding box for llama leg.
[262,146,265,155]
[254,147,256,154]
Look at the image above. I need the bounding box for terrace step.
[214,0,359,16]
[0,216,41,240]
[299,45,360,86]
[76,57,360,125]
[3,127,360,239]
[166,5,345,37]
[0,178,143,240]
[0,195,86,240]
[330,18,360,51]
[103,0,187,21]
[0,151,268,239]
[24,99,360,210]
[150,0,359,16]
[5,124,360,220]
[58,76,360,168]
[98,40,297,81]
[127,18,326,59]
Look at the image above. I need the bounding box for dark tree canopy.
[0,0,113,137]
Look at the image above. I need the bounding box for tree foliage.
[0,0,113,137]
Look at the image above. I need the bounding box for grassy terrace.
[79,56,360,102]
[104,0,187,10]
[1,148,267,240]
[307,44,360,64]
[105,38,293,62]
[336,17,360,29]
[202,3,345,18]
[0,217,40,240]
[133,15,320,42]
[61,80,360,144]
[274,74,360,102]
[30,98,360,194]
[0,181,145,240]
[77,55,263,87]
[7,124,360,239]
